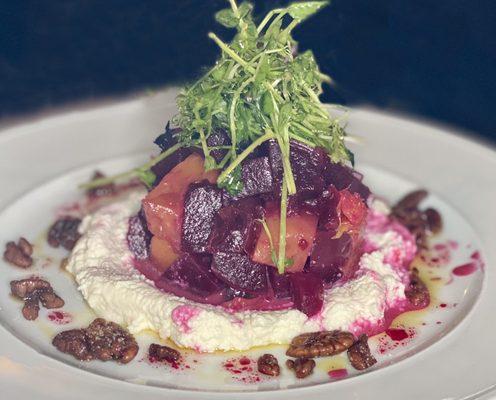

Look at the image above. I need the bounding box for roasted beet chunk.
[211,252,268,293]
[289,272,324,317]
[181,181,223,253]
[237,157,274,198]
[127,210,152,260]
[268,268,291,299]
[158,254,227,304]
[267,140,327,196]
[324,162,370,201]
[150,148,193,187]
[309,231,351,283]
[206,129,231,163]
[208,197,263,255]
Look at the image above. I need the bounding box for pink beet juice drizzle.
[328,369,348,379]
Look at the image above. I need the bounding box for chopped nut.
[405,267,430,308]
[47,217,81,251]
[391,189,443,248]
[425,208,442,234]
[18,237,33,256]
[10,278,64,320]
[53,318,139,363]
[286,358,315,379]
[257,353,280,376]
[347,334,377,370]
[85,319,139,364]
[148,343,180,363]
[10,277,51,298]
[52,329,93,361]
[22,297,40,320]
[39,290,65,309]
[3,238,34,268]
[286,330,355,358]
[394,189,428,210]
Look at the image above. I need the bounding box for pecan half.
[405,267,430,308]
[148,343,180,363]
[347,334,377,370]
[47,217,81,251]
[257,353,280,376]
[53,318,138,364]
[85,318,139,364]
[10,278,64,320]
[3,238,33,268]
[391,189,443,248]
[52,329,93,361]
[286,330,355,358]
[286,358,315,379]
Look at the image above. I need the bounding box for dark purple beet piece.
[289,272,324,317]
[268,268,291,299]
[317,186,341,232]
[206,129,231,163]
[158,254,228,304]
[127,210,152,260]
[182,181,223,253]
[150,147,193,187]
[237,157,274,198]
[208,197,263,255]
[211,252,268,293]
[324,162,370,201]
[309,231,352,283]
[154,122,182,152]
[267,140,327,196]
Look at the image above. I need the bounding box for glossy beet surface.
[181,181,223,253]
[127,211,151,260]
[211,252,268,293]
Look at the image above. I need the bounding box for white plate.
[0,88,495,400]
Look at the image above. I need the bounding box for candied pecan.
[47,217,81,251]
[87,171,116,199]
[85,318,138,364]
[286,330,355,358]
[391,189,443,248]
[3,238,33,268]
[52,329,93,361]
[53,318,139,363]
[22,297,40,320]
[148,343,180,363]
[405,267,430,308]
[394,189,428,211]
[286,358,316,379]
[38,290,65,309]
[257,354,280,377]
[347,334,377,370]
[425,208,442,234]
[10,278,64,320]
[10,277,51,299]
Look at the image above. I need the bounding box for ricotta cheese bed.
[66,191,416,352]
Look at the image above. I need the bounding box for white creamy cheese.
[67,191,411,352]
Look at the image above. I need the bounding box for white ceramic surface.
[0,88,495,399]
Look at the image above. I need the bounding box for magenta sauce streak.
[328,369,348,379]
[222,356,266,384]
[47,311,72,325]
[451,250,484,277]
[145,353,196,372]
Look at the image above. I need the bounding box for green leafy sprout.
[81,0,353,273]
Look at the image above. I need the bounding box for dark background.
[1,0,495,142]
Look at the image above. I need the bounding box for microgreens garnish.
[80,0,353,273]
